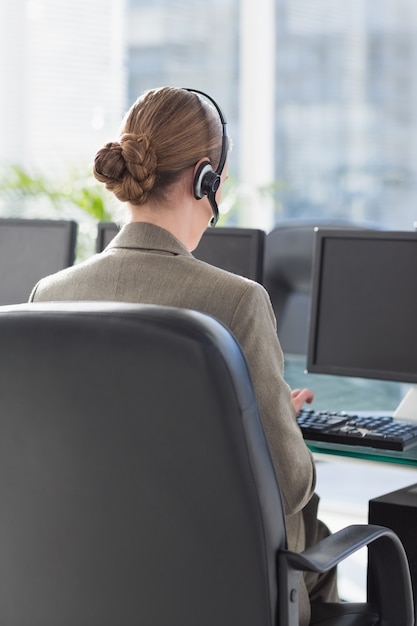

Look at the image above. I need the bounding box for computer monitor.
[307,228,417,419]
[193,227,265,282]
[96,223,266,283]
[0,218,77,305]
[96,221,120,252]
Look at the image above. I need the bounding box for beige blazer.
[30,222,317,623]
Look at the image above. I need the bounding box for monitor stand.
[394,385,417,422]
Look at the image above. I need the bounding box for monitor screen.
[96,222,120,252]
[0,219,77,305]
[307,229,417,384]
[193,227,265,282]
[97,223,265,283]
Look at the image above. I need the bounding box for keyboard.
[297,409,417,451]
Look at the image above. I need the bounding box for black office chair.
[263,219,380,354]
[0,218,77,305]
[0,301,413,626]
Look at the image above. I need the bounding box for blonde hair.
[93,87,223,205]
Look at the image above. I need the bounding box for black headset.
[183,88,229,227]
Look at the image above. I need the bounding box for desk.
[284,354,417,606]
[284,353,417,467]
[307,440,417,467]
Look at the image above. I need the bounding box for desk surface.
[285,353,417,467]
[307,440,417,467]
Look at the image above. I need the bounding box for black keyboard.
[297,409,417,451]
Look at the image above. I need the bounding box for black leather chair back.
[0,302,284,626]
[0,302,413,626]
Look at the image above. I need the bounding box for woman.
[30,86,338,623]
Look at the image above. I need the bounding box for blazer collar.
[106,222,193,257]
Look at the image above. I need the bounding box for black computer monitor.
[96,223,266,283]
[0,218,77,305]
[96,221,120,252]
[307,228,417,418]
[193,227,265,282]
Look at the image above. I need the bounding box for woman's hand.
[291,387,314,414]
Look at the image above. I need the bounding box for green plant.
[0,164,284,259]
[0,164,117,261]
[0,164,113,221]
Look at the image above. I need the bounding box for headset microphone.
[183,88,229,227]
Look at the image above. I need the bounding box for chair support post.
[277,554,302,626]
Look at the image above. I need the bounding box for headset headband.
[183,88,229,226]
[183,88,228,176]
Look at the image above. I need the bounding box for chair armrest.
[284,524,399,572]
[278,524,414,626]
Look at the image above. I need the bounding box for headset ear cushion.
[193,161,218,199]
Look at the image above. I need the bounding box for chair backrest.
[0,301,285,626]
[0,218,77,304]
[263,219,380,355]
